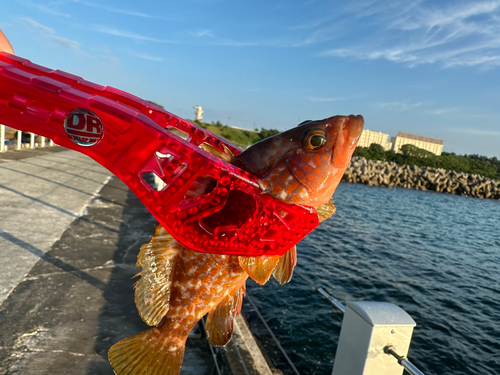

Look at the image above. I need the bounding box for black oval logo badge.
[64,108,104,147]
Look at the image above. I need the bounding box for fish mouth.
[331,114,364,166]
[343,115,364,146]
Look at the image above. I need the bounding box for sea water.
[245,182,500,375]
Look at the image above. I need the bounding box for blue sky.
[1,0,499,157]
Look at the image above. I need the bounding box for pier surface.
[0,147,273,375]
[0,148,216,374]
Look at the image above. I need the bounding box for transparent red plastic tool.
[0,53,319,257]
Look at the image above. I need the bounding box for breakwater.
[342,157,500,200]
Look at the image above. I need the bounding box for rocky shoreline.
[343,157,500,200]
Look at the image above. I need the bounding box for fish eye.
[301,129,327,150]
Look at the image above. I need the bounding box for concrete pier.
[0,148,112,305]
[0,148,274,375]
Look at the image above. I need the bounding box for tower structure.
[193,106,204,121]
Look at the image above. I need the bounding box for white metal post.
[17,131,22,150]
[332,302,416,375]
[49,139,54,146]
[30,133,35,149]
[1,124,5,152]
[41,136,46,147]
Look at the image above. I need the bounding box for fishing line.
[245,294,301,375]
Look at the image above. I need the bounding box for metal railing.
[246,295,301,375]
[385,346,426,375]
[203,270,429,375]
[1,124,54,152]
[295,271,427,375]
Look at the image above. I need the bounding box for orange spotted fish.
[109,115,364,375]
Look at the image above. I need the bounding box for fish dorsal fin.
[134,225,181,326]
[238,255,280,285]
[316,200,336,223]
[205,282,245,346]
[273,246,297,285]
[201,142,235,164]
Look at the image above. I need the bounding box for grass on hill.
[192,119,280,148]
[147,100,280,147]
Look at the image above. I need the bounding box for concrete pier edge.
[0,148,277,375]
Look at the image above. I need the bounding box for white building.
[357,129,392,151]
[391,132,443,156]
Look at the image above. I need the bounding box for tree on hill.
[258,128,280,141]
[400,144,435,158]
[353,143,386,160]
[192,120,280,147]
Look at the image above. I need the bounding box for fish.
[108,114,364,375]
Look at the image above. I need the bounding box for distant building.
[391,132,443,155]
[358,129,392,151]
[193,105,204,120]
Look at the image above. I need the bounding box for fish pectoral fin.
[109,326,185,375]
[238,255,281,285]
[201,142,235,164]
[206,282,245,347]
[135,225,181,326]
[273,246,297,285]
[316,200,336,223]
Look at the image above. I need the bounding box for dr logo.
[64,108,104,147]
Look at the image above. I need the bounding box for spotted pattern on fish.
[234,115,365,207]
[109,115,364,375]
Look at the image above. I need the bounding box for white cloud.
[209,39,263,47]
[308,96,357,102]
[100,55,120,65]
[19,17,84,53]
[376,101,424,111]
[92,26,178,43]
[67,0,171,20]
[19,17,56,35]
[425,107,458,115]
[48,35,81,50]
[190,30,214,37]
[321,0,500,68]
[18,0,71,17]
[133,53,165,62]
[289,15,336,30]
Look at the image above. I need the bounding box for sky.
[1,0,499,157]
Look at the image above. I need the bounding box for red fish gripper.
[0,53,319,257]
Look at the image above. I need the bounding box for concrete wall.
[343,157,500,200]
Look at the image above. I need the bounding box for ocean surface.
[244,182,500,375]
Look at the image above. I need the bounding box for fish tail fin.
[109,327,185,375]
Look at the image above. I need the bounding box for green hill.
[146,101,280,147]
[192,120,280,148]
